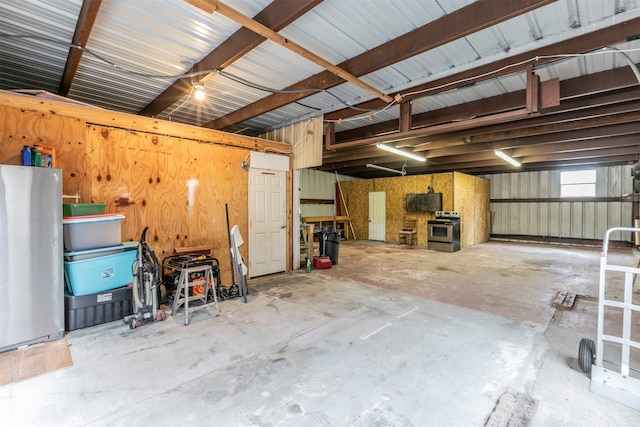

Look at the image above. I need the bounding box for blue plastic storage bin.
[64,249,136,296]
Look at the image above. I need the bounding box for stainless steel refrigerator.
[0,164,64,352]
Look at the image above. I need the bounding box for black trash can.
[319,227,341,264]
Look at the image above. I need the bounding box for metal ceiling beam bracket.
[202,0,393,103]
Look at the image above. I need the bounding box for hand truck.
[578,227,640,410]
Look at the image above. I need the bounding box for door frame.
[248,152,289,278]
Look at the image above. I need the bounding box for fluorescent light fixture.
[494,149,521,167]
[366,164,406,175]
[376,143,426,162]
[194,82,205,101]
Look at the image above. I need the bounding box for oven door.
[428,221,453,243]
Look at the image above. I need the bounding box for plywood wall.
[339,179,374,241]
[453,172,490,247]
[85,126,249,260]
[339,171,489,247]
[0,104,91,200]
[0,94,292,285]
[340,173,454,246]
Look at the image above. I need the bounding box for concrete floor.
[1,240,639,426]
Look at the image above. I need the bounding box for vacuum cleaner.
[124,227,166,329]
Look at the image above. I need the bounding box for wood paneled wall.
[339,172,490,247]
[0,91,292,284]
[453,172,490,247]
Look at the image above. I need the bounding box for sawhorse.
[171,264,219,325]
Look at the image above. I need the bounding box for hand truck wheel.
[578,337,595,373]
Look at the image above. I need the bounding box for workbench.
[302,216,351,239]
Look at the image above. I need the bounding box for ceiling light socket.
[194,82,205,101]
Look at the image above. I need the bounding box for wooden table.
[303,216,351,239]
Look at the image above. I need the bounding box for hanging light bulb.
[194,82,205,101]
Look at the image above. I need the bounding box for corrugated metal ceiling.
[1,0,639,176]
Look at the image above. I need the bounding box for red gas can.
[313,256,332,269]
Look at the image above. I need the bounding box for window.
[560,170,596,197]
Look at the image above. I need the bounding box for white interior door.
[249,168,286,278]
[369,191,386,241]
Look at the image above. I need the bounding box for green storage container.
[63,203,106,217]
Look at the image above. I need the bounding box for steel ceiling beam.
[426,122,640,158]
[322,124,640,169]
[58,0,102,96]
[204,0,555,130]
[325,17,640,121]
[425,135,640,165]
[322,102,640,164]
[332,131,640,168]
[321,133,640,171]
[450,156,636,175]
[425,149,638,174]
[335,65,640,143]
[319,102,640,177]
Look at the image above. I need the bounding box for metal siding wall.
[549,170,561,198]
[549,202,560,236]
[539,171,550,198]
[484,165,633,241]
[539,203,549,236]
[300,169,359,217]
[528,203,538,235]
[570,202,582,238]
[582,202,595,239]
[594,202,608,238]
[560,203,572,237]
